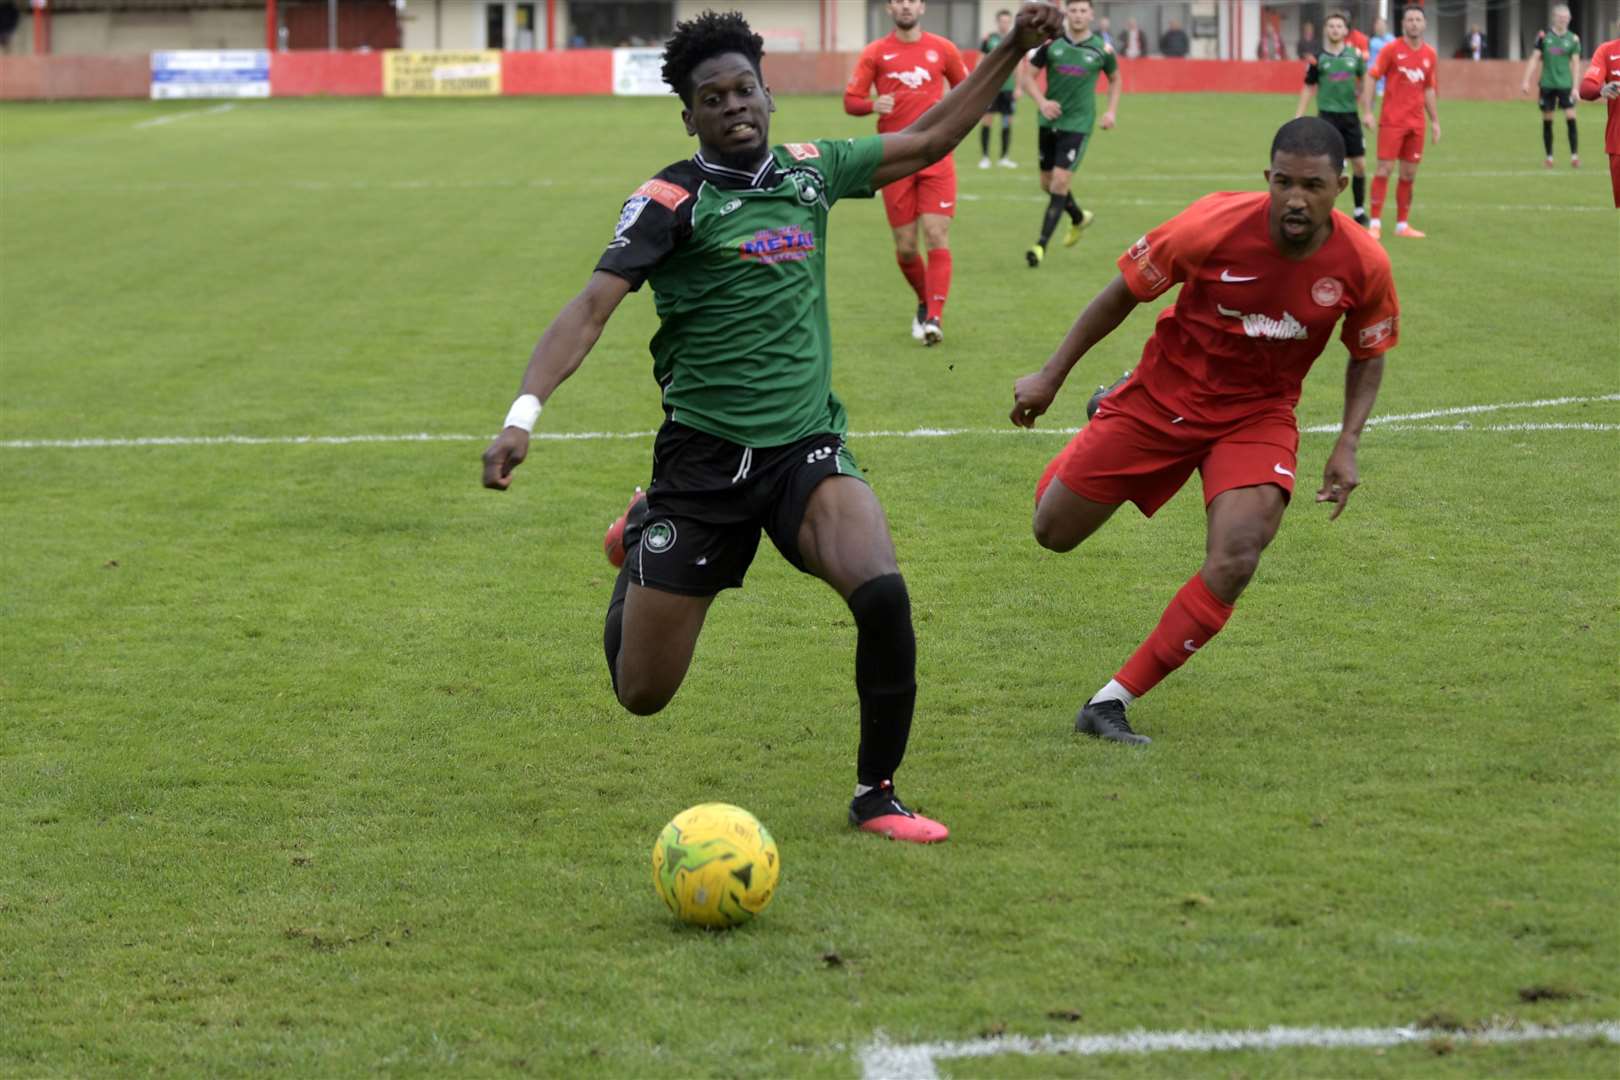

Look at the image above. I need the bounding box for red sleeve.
[1368,48,1392,80]
[1115,200,1217,301]
[944,40,968,84]
[1340,248,1400,359]
[1579,48,1608,100]
[844,48,877,114]
[1425,49,1439,90]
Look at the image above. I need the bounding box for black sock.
[980,125,990,156]
[847,574,916,787]
[1568,117,1578,155]
[1352,174,1366,209]
[1064,192,1084,224]
[1543,119,1554,156]
[1038,192,1066,246]
[1000,123,1011,158]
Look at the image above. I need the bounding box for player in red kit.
[1578,37,1620,207]
[846,0,968,346]
[1008,118,1397,745]
[1360,4,1440,238]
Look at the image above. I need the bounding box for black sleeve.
[593,182,692,291]
[1028,42,1050,69]
[1303,54,1320,85]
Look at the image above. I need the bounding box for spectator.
[1345,14,1370,55]
[1465,24,1488,59]
[1258,14,1285,60]
[1096,15,1113,48]
[1296,19,1317,61]
[1368,15,1393,94]
[0,1,17,52]
[1160,19,1190,58]
[1120,16,1148,58]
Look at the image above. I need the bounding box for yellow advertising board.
[383,51,501,97]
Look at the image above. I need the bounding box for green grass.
[2,93,1617,1078]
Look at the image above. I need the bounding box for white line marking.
[954,192,1610,213]
[133,104,236,129]
[859,1021,1620,1079]
[1,396,1613,450]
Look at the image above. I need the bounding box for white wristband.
[504,394,542,432]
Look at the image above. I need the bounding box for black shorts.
[1320,110,1366,160]
[1538,88,1574,111]
[626,422,864,597]
[1038,127,1088,172]
[985,90,1015,116]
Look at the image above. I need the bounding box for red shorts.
[1035,379,1300,517]
[1376,125,1424,164]
[880,158,956,227]
[1609,153,1620,208]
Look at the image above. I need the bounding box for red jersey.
[1579,39,1620,153]
[1346,29,1370,54]
[1369,38,1438,129]
[844,32,967,134]
[1116,192,1399,424]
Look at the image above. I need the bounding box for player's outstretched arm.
[1011,274,1138,428]
[481,271,631,491]
[1316,354,1385,520]
[870,1,1063,188]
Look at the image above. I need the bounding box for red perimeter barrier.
[270,51,383,97]
[0,54,149,100]
[502,50,611,95]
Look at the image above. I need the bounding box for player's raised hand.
[1011,370,1061,428]
[875,93,896,115]
[1009,1,1065,49]
[1315,444,1359,520]
[482,428,531,490]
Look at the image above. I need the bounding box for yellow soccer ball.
[652,803,780,928]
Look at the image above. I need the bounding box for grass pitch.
[2,92,1617,1077]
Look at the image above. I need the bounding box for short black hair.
[996,8,1012,16]
[661,10,765,106]
[1270,116,1346,173]
[1401,3,1426,19]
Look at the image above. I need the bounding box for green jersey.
[1536,29,1581,89]
[1304,44,1365,114]
[981,33,1016,93]
[1030,32,1117,134]
[595,137,884,448]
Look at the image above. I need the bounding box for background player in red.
[845,0,968,346]
[1578,35,1620,207]
[1360,4,1440,239]
[1007,117,1397,745]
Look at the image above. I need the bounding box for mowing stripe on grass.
[858,1021,1620,1079]
[1,395,1614,450]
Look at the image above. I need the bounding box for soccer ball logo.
[652,803,780,928]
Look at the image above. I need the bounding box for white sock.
[1369,217,1381,228]
[1089,679,1137,707]
[1394,221,1409,232]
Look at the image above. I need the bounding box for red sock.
[1370,176,1388,219]
[1114,572,1235,698]
[1395,179,1414,223]
[924,248,952,320]
[896,252,927,304]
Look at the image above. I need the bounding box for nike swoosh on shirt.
[938,201,953,208]
[1273,463,1296,479]
[883,53,900,60]
[1220,270,1260,282]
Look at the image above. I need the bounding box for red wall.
[0,53,1528,102]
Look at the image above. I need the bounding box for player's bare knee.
[1032,511,1080,553]
[1204,546,1262,597]
[617,678,675,717]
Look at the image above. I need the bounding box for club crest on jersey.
[642,520,676,554]
[1358,315,1396,349]
[739,225,816,264]
[790,174,822,205]
[785,142,821,161]
[925,49,939,63]
[1216,304,1309,341]
[890,66,933,90]
[1311,277,1344,307]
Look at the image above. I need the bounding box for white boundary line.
[859,1021,1620,1079]
[133,104,236,130]
[1,395,1614,450]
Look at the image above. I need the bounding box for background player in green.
[1521,3,1583,168]
[1019,0,1120,267]
[1295,11,1370,225]
[979,8,1020,169]
[480,4,1064,845]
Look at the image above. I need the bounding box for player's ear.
[681,107,696,137]
[1337,173,1350,194]
[766,86,776,113]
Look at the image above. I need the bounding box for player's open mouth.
[726,122,758,138]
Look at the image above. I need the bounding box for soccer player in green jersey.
[1521,4,1583,168]
[481,5,1064,844]
[1295,11,1370,225]
[979,9,1020,169]
[1019,0,1120,268]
